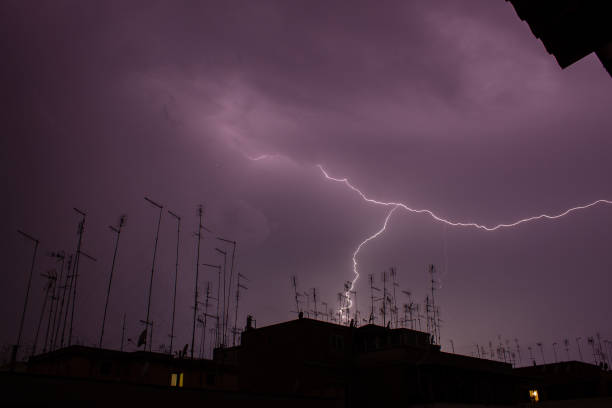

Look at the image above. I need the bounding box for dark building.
[515,360,612,402]
[5,317,612,406]
[217,317,519,406]
[26,345,236,390]
[506,0,612,77]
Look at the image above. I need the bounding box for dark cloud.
[2,0,611,361]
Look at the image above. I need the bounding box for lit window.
[179,373,184,387]
[170,373,177,387]
[529,389,539,402]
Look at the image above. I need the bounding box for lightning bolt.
[249,155,612,317]
[318,164,612,319]
[343,205,399,319]
[317,165,612,231]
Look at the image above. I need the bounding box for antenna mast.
[203,263,221,350]
[233,274,248,346]
[99,215,126,348]
[217,236,237,346]
[429,264,438,344]
[68,209,85,347]
[43,269,58,352]
[537,342,546,364]
[576,337,583,361]
[59,255,74,348]
[49,251,66,351]
[563,338,570,361]
[312,288,318,320]
[143,197,163,352]
[191,205,203,359]
[214,247,227,347]
[381,270,387,327]
[32,271,55,356]
[350,289,357,324]
[68,208,96,346]
[415,304,422,331]
[391,267,398,328]
[198,282,211,358]
[515,338,522,366]
[13,230,39,367]
[291,276,301,315]
[168,210,181,356]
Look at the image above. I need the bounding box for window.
[170,373,184,387]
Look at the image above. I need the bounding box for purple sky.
[2,1,612,363]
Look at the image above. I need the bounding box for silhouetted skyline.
[1,0,611,364]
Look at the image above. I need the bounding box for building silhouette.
[3,316,611,406]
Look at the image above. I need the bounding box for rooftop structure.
[5,316,611,406]
[506,0,612,77]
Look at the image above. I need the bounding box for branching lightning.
[317,165,612,231]
[249,155,612,318]
[344,205,399,315]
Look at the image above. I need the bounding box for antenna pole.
[49,252,66,351]
[350,289,357,324]
[391,267,398,328]
[217,237,237,347]
[59,255,74,348]
[68,208,86,346]
[304,291,310,318]
[202,264,221,349]
[537,342,545,364]
[168,210,181,356]
[576,337,583,361]
[191,205,203,359]
[425,296,431,339]
[43,270,57,352]
[563,338,570,361]
[515,338,522,366]
[382,271,387,327]
[99,215,126,348]
[214,248,227,347]
[32,275,53,357]
[233,274,248,346]
[429,265,438,344]
[201,282,210,357]
[292,276,300,315]
[369,274,375,324]
[13,230,39,368]
[144,197,163,352]
[312,288,318,320]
